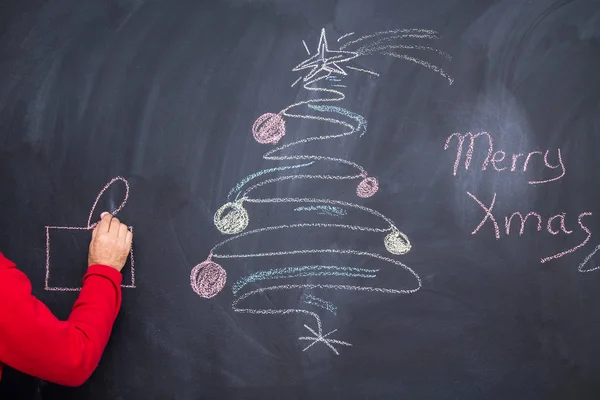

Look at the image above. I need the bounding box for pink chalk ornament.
[356,174,379,198]
[252,112,286,144]
[190,258,227,299]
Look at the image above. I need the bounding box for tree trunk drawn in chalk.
[191,28,453,354]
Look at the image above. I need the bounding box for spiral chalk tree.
[191,27,452,354]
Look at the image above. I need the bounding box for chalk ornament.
[252,113,286,144]
[356,175,379,198]
[190,259,227,298]
[384,229,411,255]
[214,201,249,234]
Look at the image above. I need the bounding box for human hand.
[88,212,133,272]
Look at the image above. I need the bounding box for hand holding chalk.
[88,212,133,272]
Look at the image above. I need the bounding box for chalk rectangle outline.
[45,225,136,291]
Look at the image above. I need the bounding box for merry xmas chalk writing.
[444,131,597,267]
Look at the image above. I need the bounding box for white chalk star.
[293,28,359,85]
[298,324,352,355]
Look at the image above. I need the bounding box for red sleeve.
[0,252,122,387]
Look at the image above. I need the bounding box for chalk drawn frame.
[44,176,136,292]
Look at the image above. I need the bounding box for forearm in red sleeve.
[0,253,122,387]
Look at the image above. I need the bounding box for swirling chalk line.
[191,27,452,354]
[578,244,600,273]
[294,205,347,217]
[302,294,338,315]
[232,265,378,295]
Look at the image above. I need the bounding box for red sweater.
[0,252,122,387]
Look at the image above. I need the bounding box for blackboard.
[1,0,600,398]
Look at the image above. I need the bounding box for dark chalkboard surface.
[1,0,600,398]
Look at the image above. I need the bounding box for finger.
[125,230,133,249]
[91,224,99,240]
[98,212,113,233]
[109,217,120,235]
[118,223,128,239]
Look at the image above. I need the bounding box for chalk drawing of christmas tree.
[191,27,452,354]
